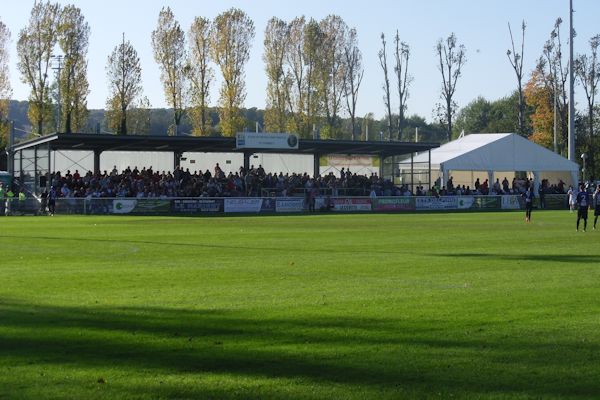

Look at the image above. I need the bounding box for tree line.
[0,3,599,176]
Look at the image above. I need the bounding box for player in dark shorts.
[522,186,534,222]
[593,186,600,230]
[576,184,591,232]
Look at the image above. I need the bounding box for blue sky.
[2,0,599,122]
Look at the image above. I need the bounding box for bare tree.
[574,34,600,176]
[284,17,307,136]
[152,7,187,136]
[343,27,363,141]
[378,33,392,140]
[187,16,213,136]
[435,33,466,141]
[394,30,412,141]
[507,20,527,136]
[17,1,61,136]
[542,18,569,153]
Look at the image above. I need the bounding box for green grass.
[0,211,599,399]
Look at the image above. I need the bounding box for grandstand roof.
[13,133,438,157]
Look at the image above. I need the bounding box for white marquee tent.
[402,133,580,192]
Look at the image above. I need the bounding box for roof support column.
[379,154,385,178]
[174,151,182,171]
[243,152,251,172]
[313,153,320,178]
[93,150,102,174]
[410,152,414,195]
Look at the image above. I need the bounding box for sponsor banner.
[331,198,372,212]
[260,198,276,212]
[501,195,522,210]
[112,199,137,214]
[224,198,263,213]
[470,196,501,209]
[457,196,475,209]
[236,132,299,150]
[372,197,415,211]
[172,199,223,214]
[276,198,304,213]
[111,199,171,214]
[415,196,458,210]
[326,155,375,168]
[544,194,568,210]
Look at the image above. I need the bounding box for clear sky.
[2,0,599,122]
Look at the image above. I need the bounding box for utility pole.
[553,83,558,153]
[568,0,575,161]
[52,55,64,133]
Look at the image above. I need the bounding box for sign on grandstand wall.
[172,199,223,214]
[111,199,171,214]
[501,196,521,210]
[276,198,305,212]
[331,198,372,212]
[224,198,276,213]
[415,197,458,210]
[372,197,415,211]
[236,132,299,150]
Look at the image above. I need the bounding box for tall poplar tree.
[394,30,412,141]
[0,19,11,150]
[263,17,289,133]
[187,16,213,136]
[152,7,187,136]
[105,36,143,135]
[211,8,255,136]
[17,1,61,136]
[343,27,363,141]
[435,33,466,141]
[378,33,393,140]
[57,4,90,133]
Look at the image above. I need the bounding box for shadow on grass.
[0,234,405,255]
[1,300,599,398]
[439,253,599,264]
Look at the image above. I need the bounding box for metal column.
[379,154,385,178]
[313,153,320,178]
[243,152,251,172]
[93,150,101,174]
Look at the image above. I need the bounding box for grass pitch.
[0,211,599,399]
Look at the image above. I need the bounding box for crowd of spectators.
[44,166,571,200]
[47,165,400,199]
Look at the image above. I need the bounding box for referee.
[576,184,591,232]
[593,185,600,231]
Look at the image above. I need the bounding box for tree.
[454,93,521,135]
[435,33,466,142]
[507,20,527,136]
[524,67,554,149]
[394,30,412,141]
[57,4,90,134]
[17,1,61,136]
[105,35,143,135]
[319,15,348,139]
[0,19,11,150]
[574,34,600,178]
[187,16,213,136]
[152,7,187,136]
[343,27,363,141]
[302,19,323,137]
[263,17,289,133]
[541,18,569,154]
[211,8,255,136]
[378,33,392,140]
[128,96,152,135]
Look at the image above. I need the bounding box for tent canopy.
[409,133,579,173]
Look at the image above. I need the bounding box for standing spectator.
[48,186,58,216]
[593,185,600,230]
[576,184,591,232]
[522,186,535,223]
[567,186,577,212]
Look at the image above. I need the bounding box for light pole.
[581,153,587,183]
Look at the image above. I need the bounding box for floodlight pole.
[568,0,575,161]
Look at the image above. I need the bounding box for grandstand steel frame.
[10,133,438,195]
